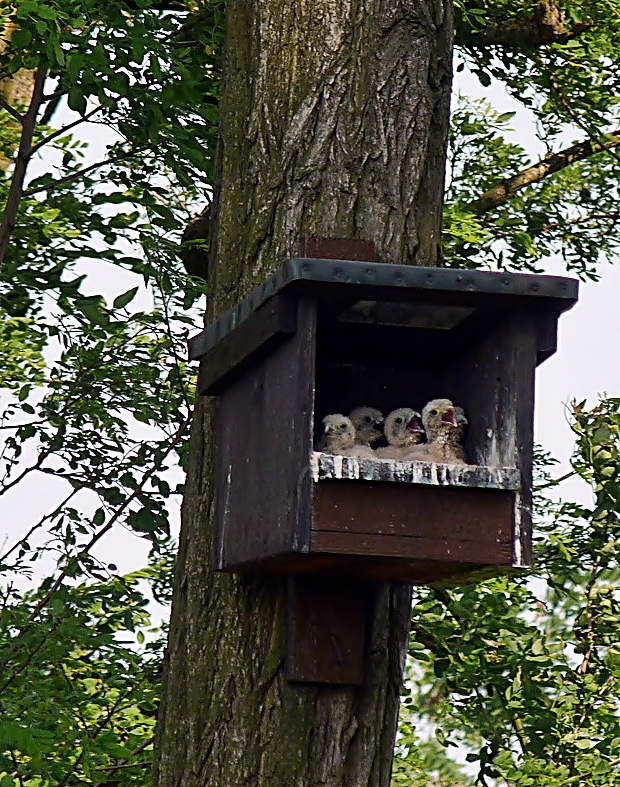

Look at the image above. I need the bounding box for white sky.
[1,61,617,584]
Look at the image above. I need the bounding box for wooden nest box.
[189,239,577,590]
[189,239,578,684]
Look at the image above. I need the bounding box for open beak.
[407,415,424,433]
[441,408,458,428]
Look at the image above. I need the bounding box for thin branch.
[535,469,576,490]
[494,682,529,757]
[469,130,620,215]
[577,557,601,676]
[59,664,91,735]
[0,618,61,694]
[0,412,191,664]
[547,71,620,168]
[9,749,25,787]
[92,736,155,787]
[145,226,192,411]
[0,93,24,124]
[0,68,46,266]
[30,104,104,157]
[0,487,78,563]
[566,758,620,784]
[474,686,503,747]
[23,150,140,197]
[98,761,151,771]
[529,210,620,238]
[456,2,591,50]
[0,443,54,497]
[41,89,68,103]
[0,420,44,430]
[56,687,136,787]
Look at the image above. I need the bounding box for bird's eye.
[364,416,371,423]
[395,417,403,424]
[339,423,347,430]
[430,409,438,416]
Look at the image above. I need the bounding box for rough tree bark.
[153,2,453,785]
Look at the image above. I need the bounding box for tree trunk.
[153,1,453,785]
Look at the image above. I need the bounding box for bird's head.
[321,414,356,450]
[349,406,384,444]
[454,406,468,427]
[384,408,425,447]
[422,398,459,438]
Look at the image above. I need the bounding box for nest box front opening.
[314,296,531,472]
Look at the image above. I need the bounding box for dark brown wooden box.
[189,253,578,586]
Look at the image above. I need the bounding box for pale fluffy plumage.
[319,414,375,458]
[414,398,467,464]
[446,406,468,463]
[349,406,384,447]
[375,408,424,460]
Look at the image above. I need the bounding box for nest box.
[189,238,578,684]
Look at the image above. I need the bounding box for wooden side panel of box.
[213,298,317,569]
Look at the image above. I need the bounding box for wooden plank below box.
[287,575,368,685]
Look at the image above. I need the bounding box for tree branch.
[0,68,46,266]
[0,487,78,563]
[0,618,61,695]
[456,0,591,50]
[547,71,620,168]
[529,210,620,238]
[0,93,24,124]
[92,736,155,787]
[468,130,620,216]
[22,150,139,198]
[30,104,103,157]
[534,469,576,490]
[0,412,191,666]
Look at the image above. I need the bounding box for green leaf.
[113,286,139,310]
[11,28,32,48]
[67,87,87,115]
[74,296,108,325]
[15,1,39,16]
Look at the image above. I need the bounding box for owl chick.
[349,406,384,447]
[375,408,425,460]
[319,414,375,458]
[446,406,468,463]
[416,398,467,464]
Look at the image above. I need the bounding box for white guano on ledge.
[310,452,520,490]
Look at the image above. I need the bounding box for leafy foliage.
[396,401,620,785]
[0,568,163,787]
[0,0,224,783]
[447,0,620,279]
